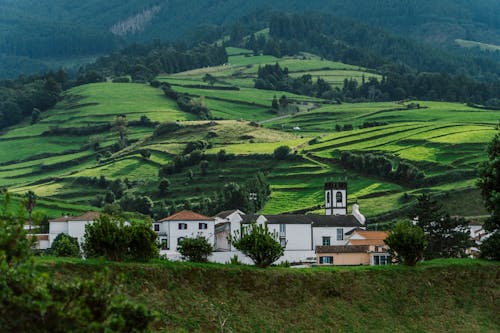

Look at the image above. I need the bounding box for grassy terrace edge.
[36,258,500,333]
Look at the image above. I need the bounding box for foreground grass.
[36,257,500,333]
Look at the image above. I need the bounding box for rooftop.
[241,214,363,227]
[316,245,370,254]
[158,210,213,222]
[49,211,100,223]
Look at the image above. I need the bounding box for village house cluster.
[34,182,488,266]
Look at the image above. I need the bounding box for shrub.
[230,223,284,268]
[83,215,130,261]
[273,145,291,160]
[128,222,159,262]
[480,232,500,261]
[52,233,80,257]
[177,236,213,262]
[384,221,427,266]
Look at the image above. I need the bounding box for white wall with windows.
[313,227,353,247]
[157,219,215,253]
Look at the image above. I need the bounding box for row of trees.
[255,63,333,99]
[339,151,425,187]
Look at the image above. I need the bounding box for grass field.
[35,257,500,333]
[0,47,496,221]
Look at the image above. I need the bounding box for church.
[209,181,377,264]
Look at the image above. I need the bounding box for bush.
[52,233,80,257]
[230,223,284,268]
[480,232,500,261]
[384,221,427,266]
[273,145,291,160]
[177,236,213,262]
[83,215,158,262]
[0,214,155,331]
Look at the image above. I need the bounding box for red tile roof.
[158,210,212,222]
[352,231,388,240]
[49,211,100,222]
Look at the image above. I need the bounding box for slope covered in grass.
[36,258,500,333]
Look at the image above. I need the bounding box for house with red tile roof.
[153,210,215,257]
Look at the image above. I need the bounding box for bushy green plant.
[52,233,80,257]
[384,221,427,266]
[230,223,284,268]
[480,232,500,261]
[273,145,291,160]
[178,236,213,262]
[83,215,158,262]
[0,213,155,331]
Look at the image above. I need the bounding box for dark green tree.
[51,233,80,257]
[273,145,291,160]
[409,194,470,259]
[199,160,209,176]
[31,108,41,124]
[177,236,213,262]
[384,221,427,266]
[22,190,37,232]
[230,223,284,268]
[202,73,217,86]
[478,130,500,260]
[83,215,130,261]
[158,178,171,196]
[128,222,159,262]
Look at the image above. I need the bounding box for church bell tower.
[325,182,347,215]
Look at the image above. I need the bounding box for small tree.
[83,215,130,261]
[202,73,217,86]
[23,190,37,232]
[140,149,151,160]
[127,222,159,262]
[273,145,291,160]
[52,233,80,257]
[230,223,284,268]
[480,232,500,260]
[384,221,427,266]
[200,160,209,176]
[178,236,213,262]
[158,178,171,195]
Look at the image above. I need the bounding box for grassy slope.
[36,258,500,333]
[0,47,497,220]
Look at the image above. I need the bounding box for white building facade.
[48,211,100,247]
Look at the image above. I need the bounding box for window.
[373,255,391,266]
[320,256,333,264]
[279,224,286,233]
[199,223,208,230]
[327,192,331,204]
[336,191,343,203]
[280,237,286,247]
[154,224,160,232]
[322,236,331,246]
[177,237,185,244]
[178,223,187,230]
[336,228,344,241]
[160,238,168,250]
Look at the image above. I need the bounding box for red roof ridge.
[158,210,213,222]
[49,211,100,222]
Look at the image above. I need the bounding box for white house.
[48,211,100,247]
[154,210,215,259]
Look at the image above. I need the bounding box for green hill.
[0,47,497,221]
[36,258,500,332]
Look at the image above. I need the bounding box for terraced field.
[0,47,497,221]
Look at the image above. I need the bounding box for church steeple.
[324,182,347,215]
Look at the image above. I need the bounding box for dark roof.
[310,215,363,228]
[240,214,258,224]
[240,214,363,228]
[316,245,370,254]
[215,210,240,219]
[324,182,347,190]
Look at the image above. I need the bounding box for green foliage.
[0,212,155,331]
[273,145,291,160]
[384,221,427,266]
[480,232,500,261]
[158,178,171,196]
[127,222,159,262]
[52,233,80,257]
[83,215,158,262]
[410,194,471,259]
[478,131,500,232]
[230,223,284,268]
[177,236,213,262]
